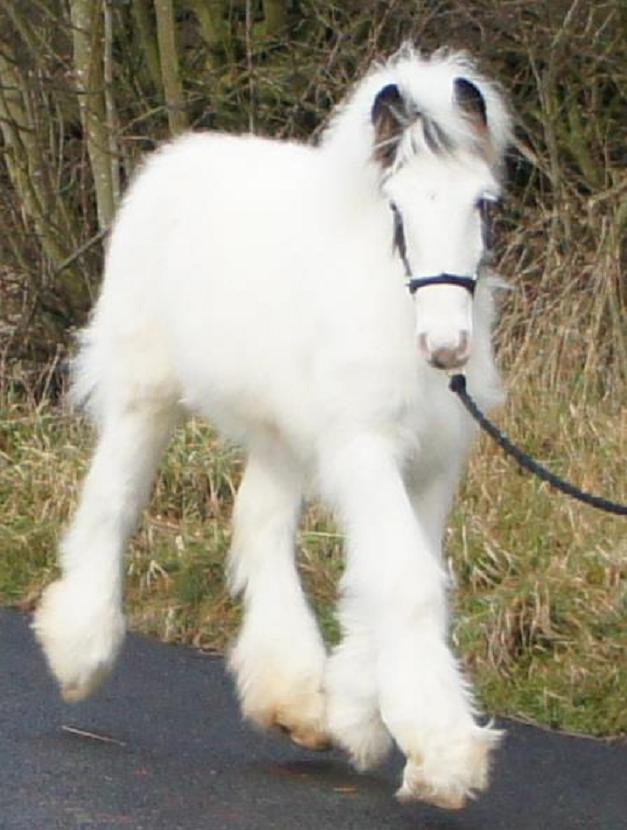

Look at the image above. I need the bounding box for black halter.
[407,274,476,295]
[389,202,477,296]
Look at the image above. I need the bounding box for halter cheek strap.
[389,202,477,297]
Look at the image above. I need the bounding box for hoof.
[32,579,125,701]
[277,719,333,751]
[396,725,502,809]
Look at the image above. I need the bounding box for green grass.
[1,357,625,737]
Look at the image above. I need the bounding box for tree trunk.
[262,0,287,39]
[154,0,188,135]
[185,0,233,67]
[70,0,116,231]
[0,51,67,270]
[131,0,163,89]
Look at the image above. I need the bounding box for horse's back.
[107,132,318,291]
[76,132,323,432]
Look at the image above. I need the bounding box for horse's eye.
[390,202,406,258]
[476,198,498,248]
[475,197,498,216]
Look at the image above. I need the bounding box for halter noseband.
[390,202,477,296]
[407,274,476,295]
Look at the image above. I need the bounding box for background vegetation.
[1,1,625,737]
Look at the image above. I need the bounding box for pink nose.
[418,331,470,370]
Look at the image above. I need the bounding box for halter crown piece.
[389,202,477,296]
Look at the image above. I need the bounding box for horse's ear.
[454,78,487,132]
[371,84,413,168]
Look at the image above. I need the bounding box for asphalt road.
[1,608,625,830]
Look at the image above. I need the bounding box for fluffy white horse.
[34,46,511,808]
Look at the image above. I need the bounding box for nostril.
[458,330,470,358]
[418,333,430,357]
[430,347,461,370]
[430,339,471,370]
[418,330,471,370]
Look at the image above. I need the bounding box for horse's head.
[371,58,509,370]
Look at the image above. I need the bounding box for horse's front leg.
[33,400,179,701]
[227,437,329,750]
[323,434,499,808]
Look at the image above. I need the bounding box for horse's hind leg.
[33,397,179,701]
[228,436,329,750]
[325,599,393,770]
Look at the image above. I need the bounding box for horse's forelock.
[322,46,510,175]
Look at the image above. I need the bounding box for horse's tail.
[68,312,109,424]
[69,292,180,430]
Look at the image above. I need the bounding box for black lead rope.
[449,373,627,516]
[390,202,625,515]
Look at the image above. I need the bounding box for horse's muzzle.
[418,331,470,370]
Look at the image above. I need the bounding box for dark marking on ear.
[371,84,413,168]
[454,77,487,131]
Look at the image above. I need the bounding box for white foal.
[34,45,510,809]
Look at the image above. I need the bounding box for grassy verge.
[1,335,625,737]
